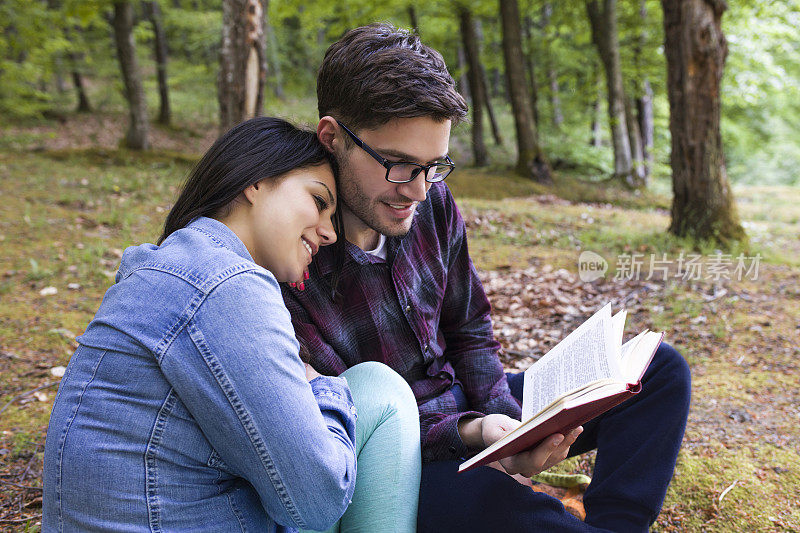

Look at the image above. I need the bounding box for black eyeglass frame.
[336,120,455,184]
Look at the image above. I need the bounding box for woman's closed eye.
[314,195,329,212]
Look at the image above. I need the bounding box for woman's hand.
[288,270,310,291]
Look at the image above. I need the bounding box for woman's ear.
[317,116,339,152]
[242,181,261,205]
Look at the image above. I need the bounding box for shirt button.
[405,305,411,312]
[423,345,428,352]
[449,446,457,454]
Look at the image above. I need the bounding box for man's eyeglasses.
[336,121,455,184]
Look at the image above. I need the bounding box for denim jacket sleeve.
[158,268,357,531]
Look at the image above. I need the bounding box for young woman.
[42,117,421,532]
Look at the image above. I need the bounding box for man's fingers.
[500,427,584,477]
[541,427,583,472]
[500,434,562,476]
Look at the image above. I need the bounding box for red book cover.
[459,385,640,473]
[459,332,662,474]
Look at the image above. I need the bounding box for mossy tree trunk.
[218,0,267,131]
[459,6,488,167]
[112,1,149,150]
[587,0,642,188]
[634,0,654,181]
[522,16,540,128]
[662,0,745,243]
[499,0,552,184]
[71,68,91,112]
[474,19,503,146]
[143,1,171,125]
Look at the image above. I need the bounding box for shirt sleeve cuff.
[309,375,357,443]
[422,410,485,463]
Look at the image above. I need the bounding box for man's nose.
[397,173,430,202]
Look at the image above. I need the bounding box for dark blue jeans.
[417,342,691,533]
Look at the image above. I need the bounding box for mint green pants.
[304,361,421,533]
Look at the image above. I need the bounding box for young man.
[282,23,691,532]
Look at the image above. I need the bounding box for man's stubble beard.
[336,154,413,239]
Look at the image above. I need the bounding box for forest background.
[0,0,799,531]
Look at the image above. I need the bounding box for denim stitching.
[188,226,229,250]
[207,451,247,532]
[118,261,257,291]
[144,389,178,533]
[53,347,108,532]
[226,489,248,532]
[186,321,306,529]
[153,267,262,359]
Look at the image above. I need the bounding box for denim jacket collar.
[184,216,254,264]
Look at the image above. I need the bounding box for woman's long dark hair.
[159,116,339,244]
[158,117,345,298]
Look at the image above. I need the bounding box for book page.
[522,303,621,420]
[619,331,663,383]
[612,309,627,354]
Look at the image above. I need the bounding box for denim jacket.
[43,217,357,532]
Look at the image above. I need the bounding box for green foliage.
[0,0,57,116]
[162,7,222,68]
[722,0,800,185]
[0,0,797,189]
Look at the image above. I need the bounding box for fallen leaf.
[33,391,48,402]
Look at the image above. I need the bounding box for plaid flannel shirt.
[281,182,521,462]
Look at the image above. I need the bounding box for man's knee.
[650,342,692,408]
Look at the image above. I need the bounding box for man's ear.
[317,116,339,153]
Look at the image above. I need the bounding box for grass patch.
[659,445,800,531]
[1,114,798,532]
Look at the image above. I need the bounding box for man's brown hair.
[317,23,468,131]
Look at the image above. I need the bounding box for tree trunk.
[662,0,744,242]
[480,65,503,146]
[499,0,552,183]
[625,97,647,185]
[264,10,283,99]
[635,0,654,180]
[218,0,267,131]
[54,59,67,93]
[459,7,488,167]
[538,4,562,131]
[590,70,602,147]
[71,67,91,112]
[523,16,540,128]
[46,0,66,93]
[475,20,502,146]
[64,22,91,113]
[143,1,171,125]
[587,0,635,186]
[408,5,419,34]
[637,78,654,178]
[548,67,563,129]
[490,67,503,98]
[112,1,149,150]
[456,46,470,100]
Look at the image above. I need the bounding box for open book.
[458,303,663,473]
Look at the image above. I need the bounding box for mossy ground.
[1,113,798,531]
